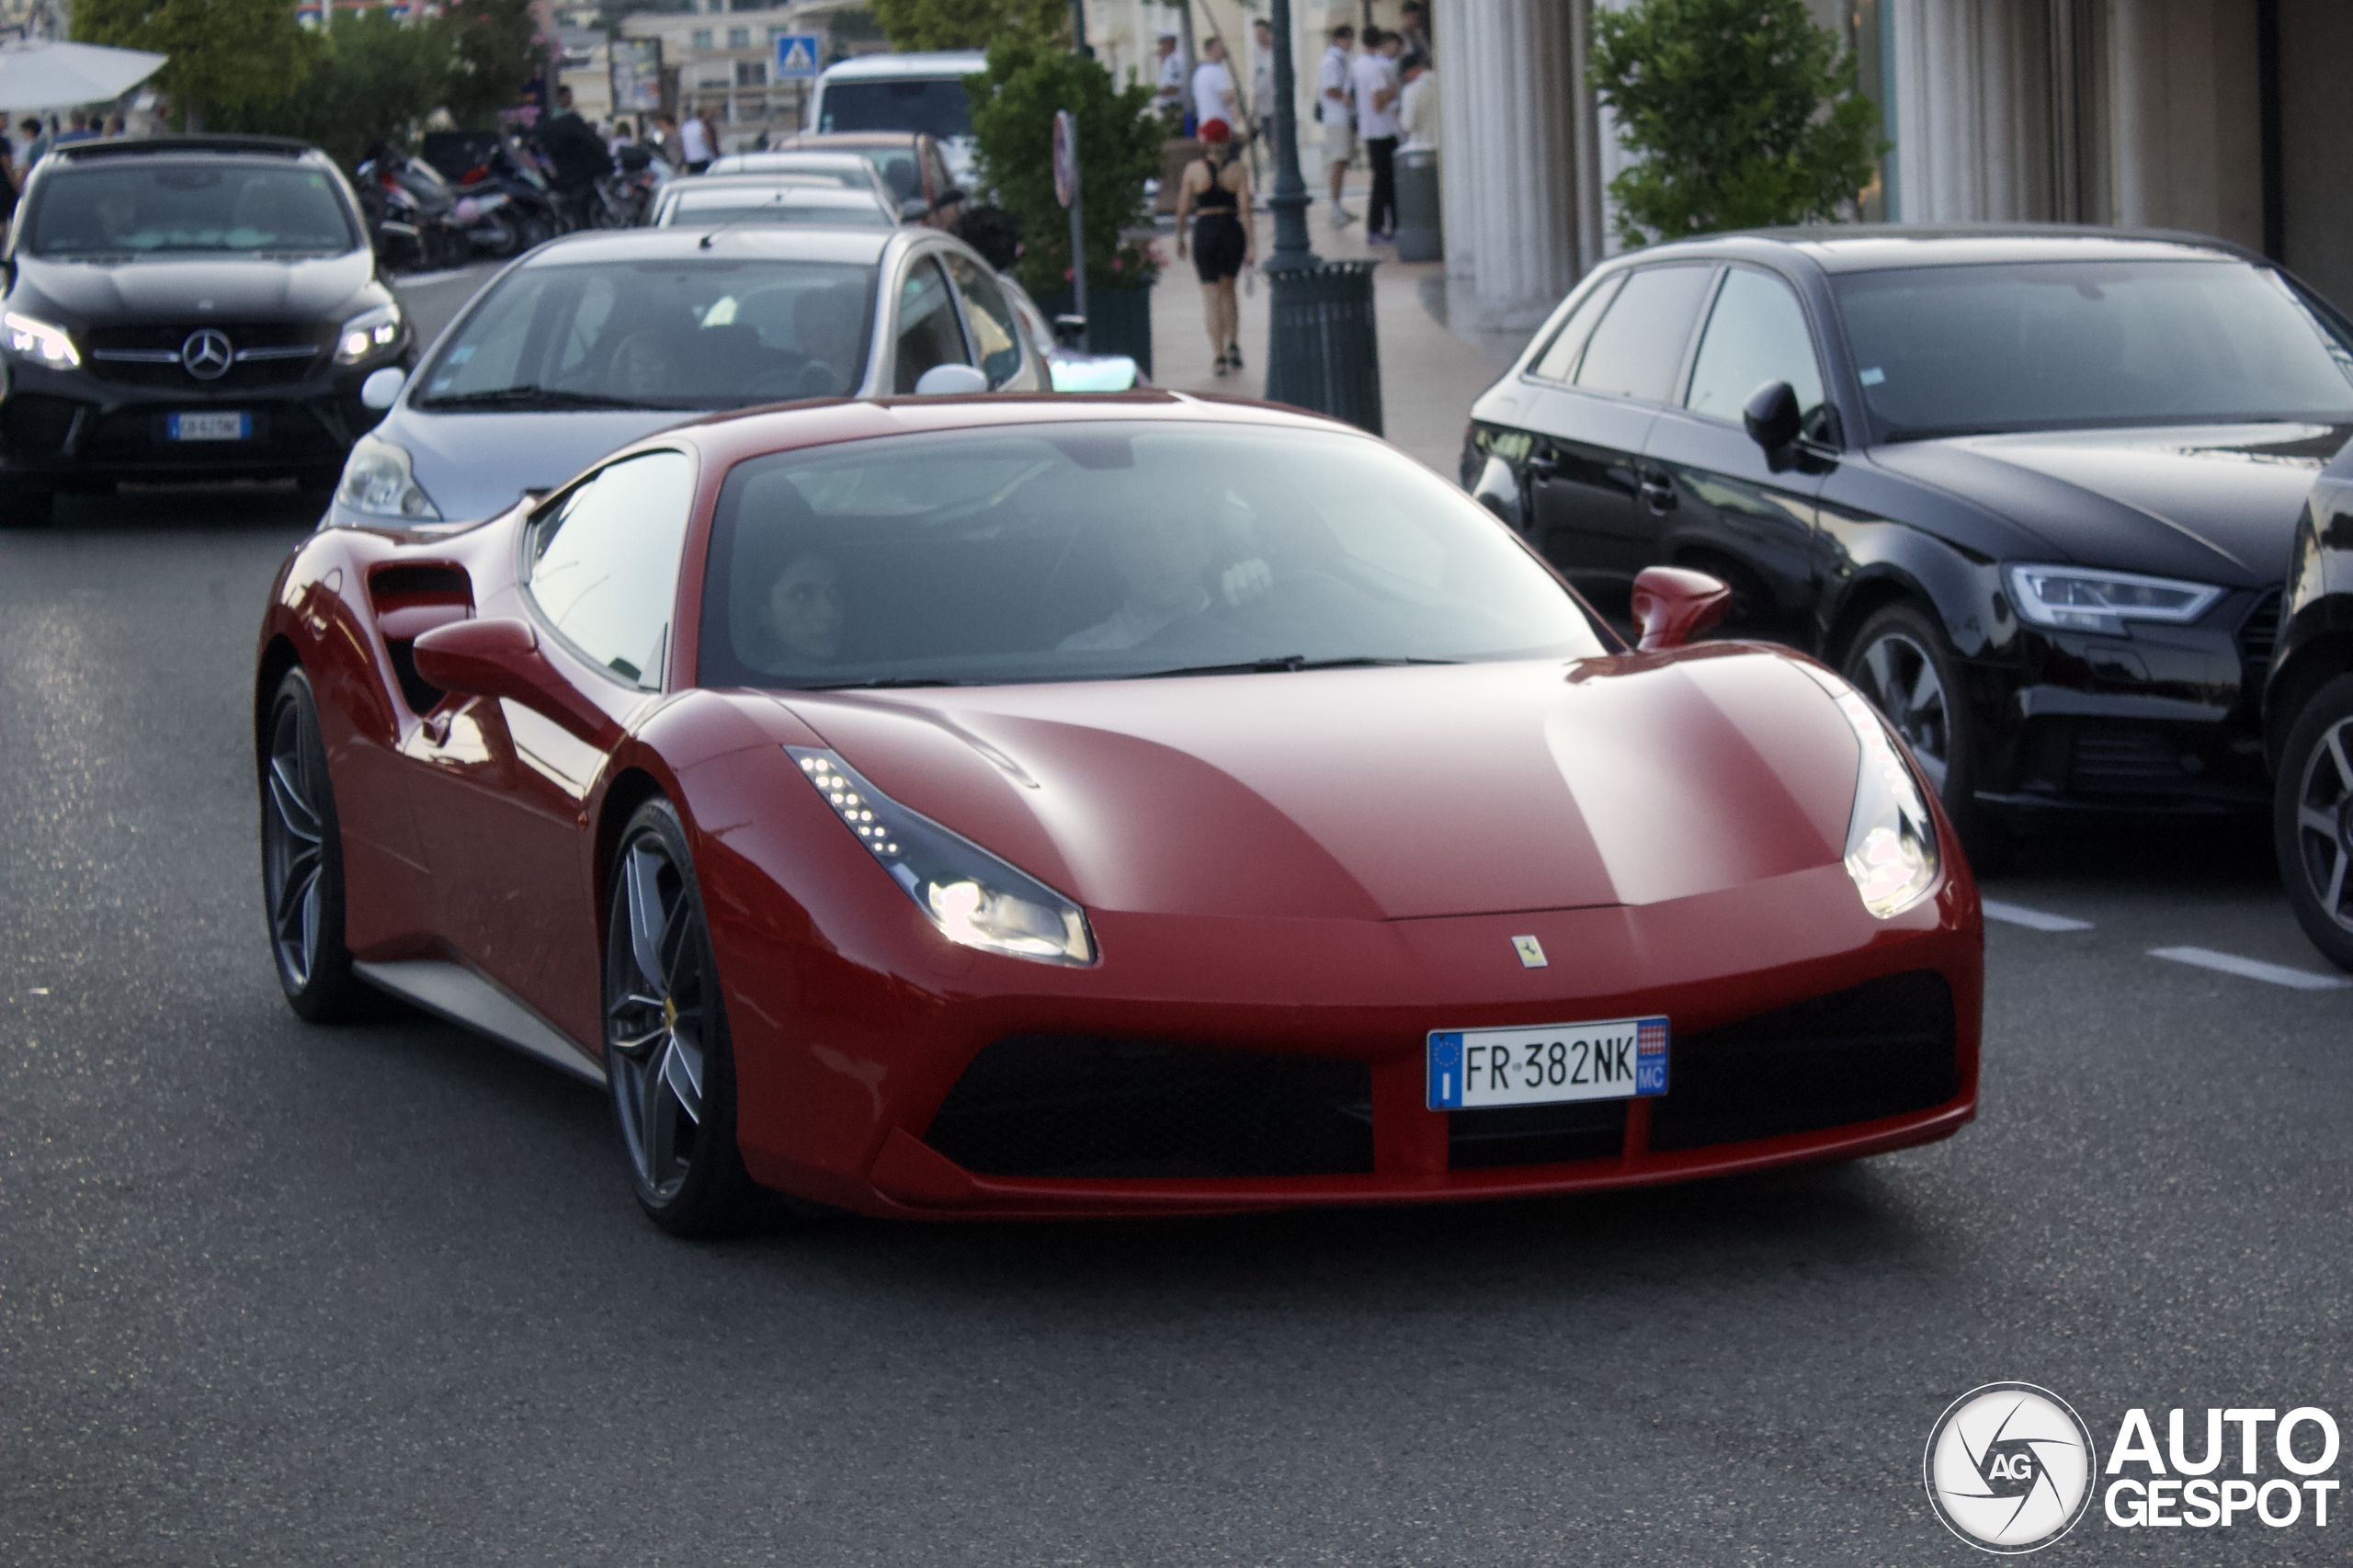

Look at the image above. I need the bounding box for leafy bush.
[74,0,315,128]
[212,9,450,168]
[967,38,1161,297]
[870,0,1067,51]
[1589,0,1885,246]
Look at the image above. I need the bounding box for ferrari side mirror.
[411,616,548,703]
[1631,565,1733,652]
[1742,380,1802,470]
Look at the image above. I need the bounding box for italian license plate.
[168,412,251,441]
[1427,1016,1669,1109]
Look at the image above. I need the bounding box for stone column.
[1439,0,1582,337]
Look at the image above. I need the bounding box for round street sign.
[1052,109,1077,210]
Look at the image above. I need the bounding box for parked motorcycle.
[357,145,468,270]
[423,131,566,251]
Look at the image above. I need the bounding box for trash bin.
[1394,148,1441,263]
[1264,258,1382,437]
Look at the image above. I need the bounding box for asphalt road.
[4,264,2350,1565]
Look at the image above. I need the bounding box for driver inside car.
[1060,501,1273,652]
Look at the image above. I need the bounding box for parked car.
[700,149,907,219]
[2264,436,2353,967]
[0,134,414,526]
[1463,227,2353,855]
[805,53,983,190]
[648,176,897,231]
[255,392,1981,1233]
[753,132,967,228]
[322,222,1045,530]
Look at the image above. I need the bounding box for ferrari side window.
[526,450,696,688]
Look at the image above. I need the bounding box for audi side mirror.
[1743,380,1802,470]
[1631,566,1733,652]
[912,363,990,396]
[360,367,407,412]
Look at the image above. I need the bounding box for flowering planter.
[1039,285,1154,381]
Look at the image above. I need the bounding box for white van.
[809,51,987,189]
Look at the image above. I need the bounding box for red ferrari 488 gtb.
[256,392,1981,1233]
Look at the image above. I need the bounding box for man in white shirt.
[1316,24,1356,225]
[1351,28,1403,239]
[1399,56,1439,153]
[1245,17,1277,187]
[1191,36,1236,135]
[676,110,712,172]
[1153,34,1188,122]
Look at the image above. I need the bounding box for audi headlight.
[2006,563,2222,634]
[335,303,404,365]
[789,747,1095,966]
[335,432,442,520]
[2,311,80,369]
[1806,672,1939,918]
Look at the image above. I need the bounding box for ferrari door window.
[1529,275,1623,382]
[944,255,1027,388]
[1573,265,1715,404]
[892,256,972,392]
[699,422,1611,689]
[1683,268,1826,429]
[526,450,697,687]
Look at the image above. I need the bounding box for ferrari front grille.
[1645,970,1957,1152]
[924,1036,1374,1179]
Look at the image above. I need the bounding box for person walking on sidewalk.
[1247,17,1276,190]
[1154,34,1188,127]
[1174,119,1256,378]
[1353,28,1403,242]
[1317,24,1357,226]
[1192,36,1237,137]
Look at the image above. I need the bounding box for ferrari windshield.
[699,422,1609,688]
[415,257,878,411]
[28,161,358,257]
[1836,259,2353,437]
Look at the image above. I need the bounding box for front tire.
[603,799,762,1235]
[2275,673,2353,971]
[1842,601,2008,870]
[260,666,363,1020]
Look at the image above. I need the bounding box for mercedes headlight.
[335,303,404,365]
[789,747,1095,966]
[2006,563,2222,634]
[2,311,80,369]
[1807,673,1939,918]
[335,432,442,520]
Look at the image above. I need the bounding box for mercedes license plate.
[1427,1016,1669,1109]
[168,412,251,442]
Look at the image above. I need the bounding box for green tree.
[440,0,538,129]
[213,9,452,168]
[967,36,1160,298]
[1588,0,1886,247]
[72,0,315,129]
[870,0,1067,52]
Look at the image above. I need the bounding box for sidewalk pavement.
[1142,176,1524,478]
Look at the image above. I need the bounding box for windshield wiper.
[796,676,967,690]
[418,384,674,411]
[1124,655,1459,679]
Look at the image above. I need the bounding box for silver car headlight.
[1808,675,1939,918]
[335,432,442,520]
[789,747,1095,966]
[335,303,404,365]
[2005,563,2222,634]
[2,311,80,369]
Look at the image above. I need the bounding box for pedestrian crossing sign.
[774,34,822,78]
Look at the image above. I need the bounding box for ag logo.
[1924,1382,2097,1553]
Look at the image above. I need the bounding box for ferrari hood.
[777,651,1861,921]
[1869,422,2350,587]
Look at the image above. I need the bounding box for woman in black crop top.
[1175,118,1256,376]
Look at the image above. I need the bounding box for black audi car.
[2266,440,2353,968]
[1462,227,2353,853]
[0,135,414,526]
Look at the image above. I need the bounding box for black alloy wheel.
[603,799,762,1235]
[1842,601,2007,870]
[260,666,361,1020]
[2275,673,2353,971]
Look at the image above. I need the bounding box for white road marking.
[2148,946,2351,991]
[1983,900,2094,932]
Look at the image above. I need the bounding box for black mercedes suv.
[0,135,415,525]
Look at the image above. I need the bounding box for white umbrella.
[0,40,167,112]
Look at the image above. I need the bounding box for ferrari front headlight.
[1812,675,1939,918]
[789,747,1095,966]
[335,432,442,521]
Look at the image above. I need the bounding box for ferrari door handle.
[1639,474,1677,514]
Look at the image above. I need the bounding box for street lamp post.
[1263,0,1315,272]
